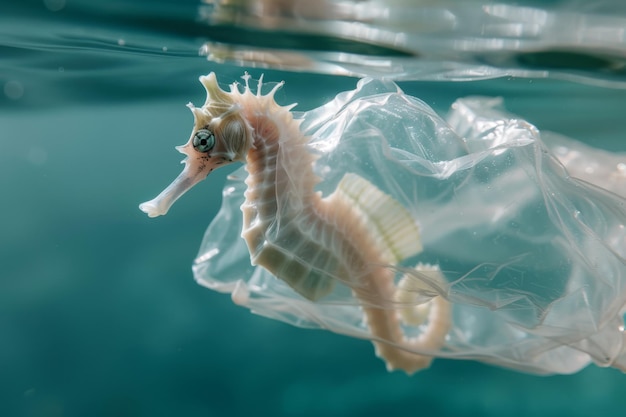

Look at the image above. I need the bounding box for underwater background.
[2,0,626,416]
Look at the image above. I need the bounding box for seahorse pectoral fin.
[335,173,423,264]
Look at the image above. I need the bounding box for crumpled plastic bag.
[193,77,626,374]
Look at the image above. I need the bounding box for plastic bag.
[191,76,626,375]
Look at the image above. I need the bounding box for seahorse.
[139,73,451,374]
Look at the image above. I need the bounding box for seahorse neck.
[242,98,320,214]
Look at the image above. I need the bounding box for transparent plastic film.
[192,77,626,375]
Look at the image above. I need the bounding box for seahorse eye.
[192,129,215,153]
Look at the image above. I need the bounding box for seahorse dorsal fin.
[335,173,423,264]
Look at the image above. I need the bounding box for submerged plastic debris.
[141,73,626,375]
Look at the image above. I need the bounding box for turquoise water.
[2,1,626,416]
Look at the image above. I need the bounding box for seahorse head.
[139,72,252,217]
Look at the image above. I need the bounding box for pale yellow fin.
[336,173,422,264]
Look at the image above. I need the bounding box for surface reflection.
[198,0,626,85]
